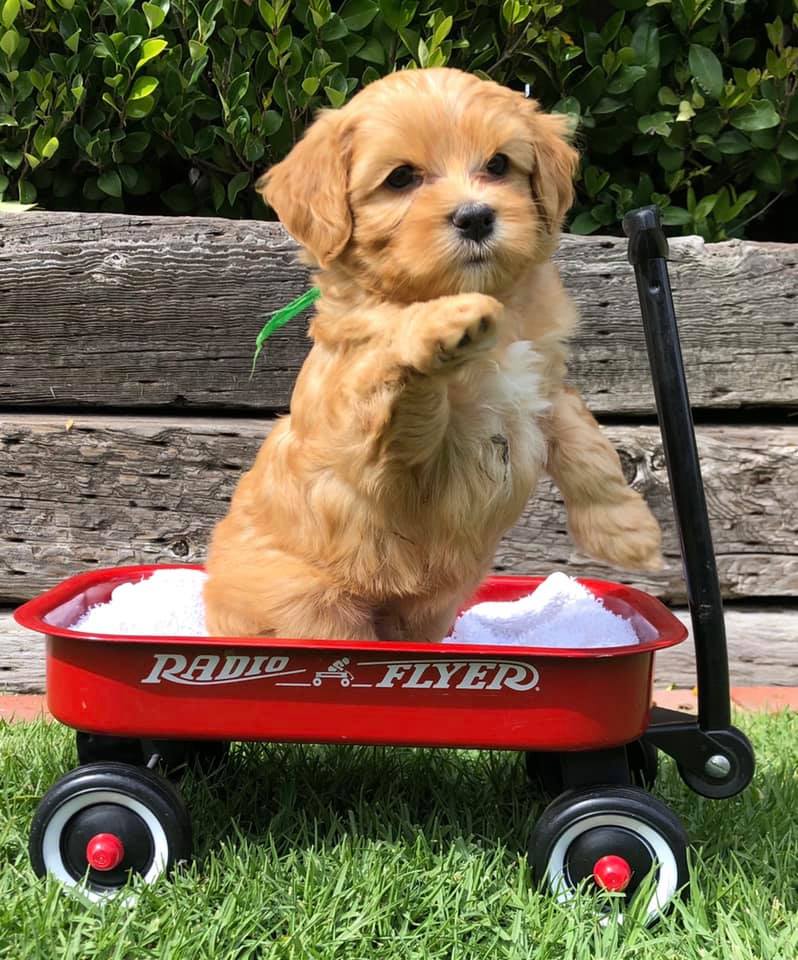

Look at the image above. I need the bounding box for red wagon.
[14,208,755,922]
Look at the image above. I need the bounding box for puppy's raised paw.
[408,293,502,372]
[567,494,665,574]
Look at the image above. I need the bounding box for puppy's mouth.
[459,242,496,266]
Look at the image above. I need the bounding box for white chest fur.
[448,340,549,483]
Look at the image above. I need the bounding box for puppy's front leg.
[546,387,663,572]
[394,292,503,373]
[371,293,503,465]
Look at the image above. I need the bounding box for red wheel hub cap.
[85,832,126,871]
[592,854,633,892]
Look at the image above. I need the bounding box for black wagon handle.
[622,206,730,732]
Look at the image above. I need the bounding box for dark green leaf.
[571,67,605,108]
[118,163,138,190]
[661,206,692,225]
[162,183,195,212]
[340,0,378,31]
[257,0,275,29]
[320,15,348,41]
[689,44,723,99]
[211,175,225,211]
[728,38,756,64]
[98,170,122,197]
[227,170,250,205]
[123,131,151,155]
[261,110,282,135]
[754,153,781,186]
[275,25,292,53]
[1,149,23,169]
[18,179,37,203]
[749,129,778,150]
[693,194,718,220]
[607,65,646,94]
[356,37,385,64]
[592,96,624,115]
[73,126,91,151]
[243,134,264,162]
[584,32,603,68]
[731,100,780,131]
[228,71,250,107]
[778,133,798,161]
[726,190,756,220]
[693,110,722,135]
[716,130,750,154]
[656,143,683,171]
[693,136,720,161]
[568,211,602,235]
[631,21,659,68]
[583,165,609,197]
[600,11,624,46]
[591,202,615,226]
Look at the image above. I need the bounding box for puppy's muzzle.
[451,202,496,243]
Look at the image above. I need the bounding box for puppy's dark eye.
[385,165,418,190]
[486,153,509,176]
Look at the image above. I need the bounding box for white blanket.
[72,569,639,648]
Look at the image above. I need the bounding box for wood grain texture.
[653,608,798,688]
[0,611,45,693]
[2,414,795,604]
[2,606,795,693]
[1,212,795,414]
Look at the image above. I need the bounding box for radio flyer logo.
[142,653,540,693]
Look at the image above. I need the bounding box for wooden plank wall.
[1,212,796,691]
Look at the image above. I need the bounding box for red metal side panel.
[45,636,655,751]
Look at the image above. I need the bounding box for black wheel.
[29,762,192,902]
[529,785,689,924]
[676,727,755,799]
[627,739,659,788]
[77,732,230,777]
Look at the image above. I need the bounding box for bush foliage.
[1,0,796,239]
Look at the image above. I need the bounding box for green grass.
[1,713,797,960]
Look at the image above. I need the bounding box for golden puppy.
[204,67,662,640]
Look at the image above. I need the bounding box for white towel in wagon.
[72,568,639,647]
[444,571,639,648]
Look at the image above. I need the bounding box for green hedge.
[1,0,796,239]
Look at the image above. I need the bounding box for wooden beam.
[654,608,798,688]
[2,414,795,603]
[1,609,45,693]
[2,606,795,693]
[2,212,795,414]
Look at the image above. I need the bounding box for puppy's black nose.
[451,202,496,243]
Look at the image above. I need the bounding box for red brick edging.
[1,689,797,724]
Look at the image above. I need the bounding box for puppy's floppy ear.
[523,101,579,234]
[256,109,352,267]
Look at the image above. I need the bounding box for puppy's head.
[258,68,578,299]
